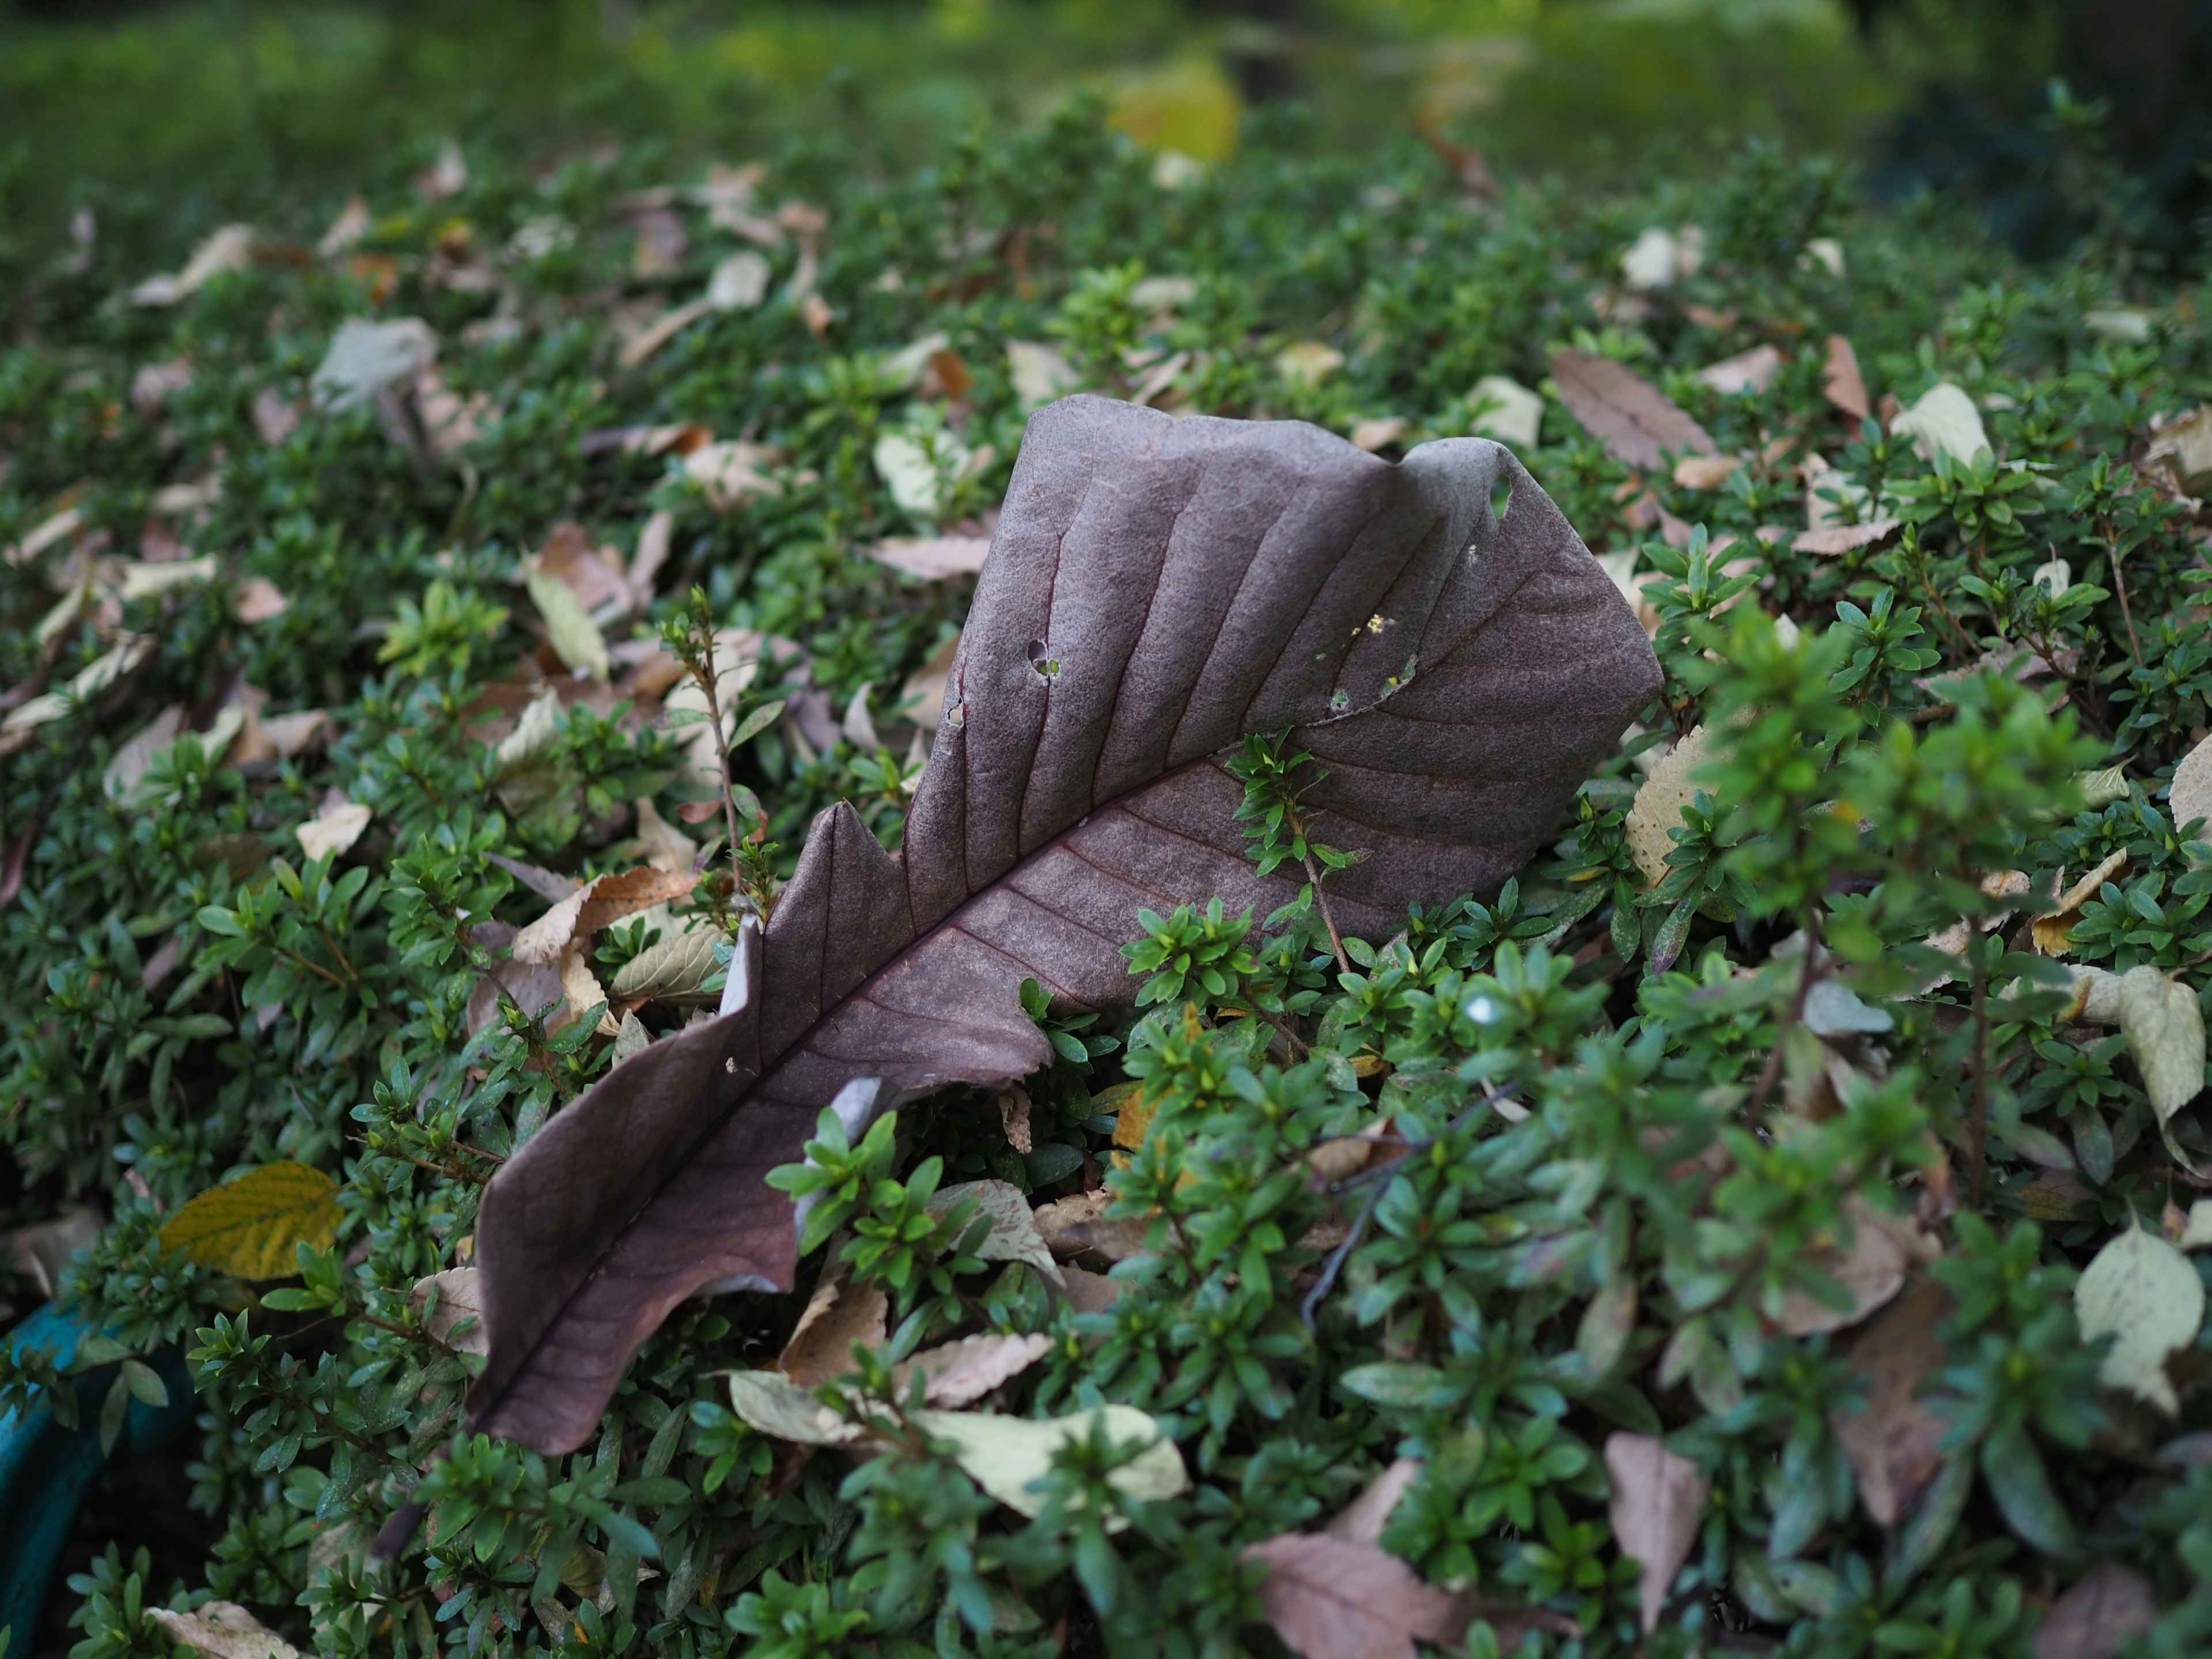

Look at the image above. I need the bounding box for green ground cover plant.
[3,95,2212,1659]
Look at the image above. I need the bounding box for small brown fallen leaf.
[1034,1190,1152,1264]
[147,1600,301,1659]
[1793,518,1903,556]
[1775,1195,1934,1336]
[777,1257,888,1387]
[2031,1561,2159,1659]
[535,522,635,617]
[1058,1264,1122,1315]
[1550,349,1716,470]
[1830,1279,1950,1525]
[410,1266,488,1356]
[892,1331,1051,1407]
[2032,849,2128,955]
[1822,335,1871,421]
[1605,1431,1708,1634]
[868,536,993,581]
[512,868,698,965]
[1349,417,1407,452]
[1245,1532,1471,1659]
[630,509,675,597]
[235,577,289,623]
[1328,1457,1421,1547]
[1696,345,1782,396]
[4,1203,104,1298]
[1672,453,1744,490]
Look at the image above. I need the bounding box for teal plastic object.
[0,1304,194,1655]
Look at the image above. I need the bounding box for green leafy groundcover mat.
[3,106,2212,1658]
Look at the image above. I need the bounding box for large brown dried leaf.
[1245,1533,1471,1659]
[470,394,1659,1453]
[1605,1432,1708,1634]
[1830,1279,1950,1526]
[1551,349,1715,469]
[2032,1562,2159,1659]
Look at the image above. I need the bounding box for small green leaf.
[120,1357,168,1408]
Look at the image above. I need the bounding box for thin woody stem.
[1301,847,1352,979]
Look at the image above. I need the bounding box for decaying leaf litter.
[5,108,2212,1659]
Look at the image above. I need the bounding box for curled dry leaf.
[868,536,993,580]
[296,798,372,863]
[512,867,697,965]
[1605,1431,1709,1634]
[469,394,1658,1453]
[1328,1457,1421,1547]
[1626,724,1717,887]
[1550,349,1716,469]
[1831,1279,1952,1526]
[148,1600,301,1659]
[892,1331,1051,1407]
[1822,334,1871,421]
[410,1266,488,1356]
[2032,849,2128,955]
[2031,1561,2160,1659]
[2074,1221,2203,1414]
[777,1257,887,1388]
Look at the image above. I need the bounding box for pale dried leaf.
[632,798,698,873]
[611,1010,653,1067]
[1672,453,1744,490]
[2180,1200,2212,1249]
[1793,518,1903,556]
[2170,732,2212,838]
[558,948,609,1027]
[1696,345,1781,395]
[2032,1562,2159,1659]
[411,1267,488,1356]
[706,250,772,311]
[526,566,611,681]
[683,441,782,510]
[1551,349,1715,469]
[1006,340,1081,411]
[1246,1532,1468,1659]
[868,537,993,580]
[313,317,436,411]
[535,523,633,617]
[1328,1459,1421,1547]
[235,577,290,623]
[1349,417,1407,452]
[1891,383,1990,466]
[297,800,372,863]
[778,1258,888,1387]
[147,1600,301,1659]
[1626,725,1715,887]
[930,1180,1065,1287]
[2116,965,2205,1120]
[916,1404,1186,1521]
[513,868,698,965]
[630,509,675,597]
[1831,1280,1951,1526]
[1277,341,1344,388]
[726,1369,865,1445]
[2145,405,2212,495]
[1605,1432,1708,1634]
[2075,1221,2203,1414]
[1467,374,1543,450]
[893,1331,1051,1407]
[130,225,253,307]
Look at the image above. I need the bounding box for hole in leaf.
[1027,639,1060,679]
